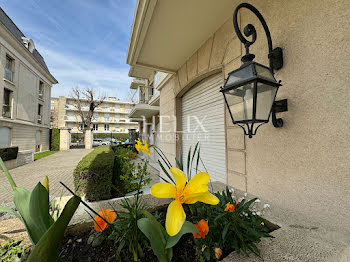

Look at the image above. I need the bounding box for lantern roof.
[221,62,281,92]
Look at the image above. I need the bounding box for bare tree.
[127,89,138,104]
[71,87,106,142]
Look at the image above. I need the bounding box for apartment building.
[0,8,57,161]
[50,97,59,128]
[52,96,138,134]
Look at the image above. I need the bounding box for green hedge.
[73,146,115,201]
[0,146,18,161]
[51,128,60,151]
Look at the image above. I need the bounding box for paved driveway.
[0,149,92,204]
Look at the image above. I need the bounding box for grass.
[34,151,58,161]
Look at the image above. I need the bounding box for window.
[104,124,109,131]
[0,127,10,147]
[38,104,43,124]
[35,131,41,152]
[93,113,99,121]
[93,124,98,131]
[2,89,12,118]
[104,113,110,121]
[39,81,44,99]
[79,123,84,130]
[5,55,13,82]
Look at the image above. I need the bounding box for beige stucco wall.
[0,35,53,154]
[158,0,350,228]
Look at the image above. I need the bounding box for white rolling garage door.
[181,73,226,183]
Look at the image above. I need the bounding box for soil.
[59,205,279,262]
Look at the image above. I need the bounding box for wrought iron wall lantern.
[220,3,288,138]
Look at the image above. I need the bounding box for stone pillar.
[85,130,93,149]
[142,117,153,143]
[59,128,70,151]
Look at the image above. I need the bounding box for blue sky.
[0,0,137,100]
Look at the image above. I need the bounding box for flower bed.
[60,203,279,262]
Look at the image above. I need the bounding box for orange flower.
[94,208,117,232]
[215,248,223,259]
[224,202,235,212]
[193,219,209,239]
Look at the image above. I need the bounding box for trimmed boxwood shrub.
[73,146,115,201]
[0,146,18,161]
[51,128,60,151]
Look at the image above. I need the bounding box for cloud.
[37,45,132,100]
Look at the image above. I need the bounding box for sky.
[0,0,137,101]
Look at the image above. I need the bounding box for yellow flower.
[150,167,219,236]
[40,176,49,192]
[135,138,150,156]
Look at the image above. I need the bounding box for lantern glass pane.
[255,64,275,82]
[255,82,278,120]
[224,83,254,122]
[225,65,253,87]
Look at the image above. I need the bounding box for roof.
[0,7,55,79]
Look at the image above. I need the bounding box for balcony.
[128,103,159,121]
[64,116,77,121]
[129,78,147,90]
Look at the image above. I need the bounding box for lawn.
[34,151,58,161]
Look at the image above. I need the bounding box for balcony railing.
[5,68,13,82]
[39,92,44,99]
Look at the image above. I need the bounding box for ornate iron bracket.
[233,3,283,73]
[271,99,288,127]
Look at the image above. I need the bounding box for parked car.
[93,139,103,145]
[100,139,111,145]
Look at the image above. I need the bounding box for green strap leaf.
[137,218,169,262]
[166,221,199,248]
[195,147,200,174]
[0,206,21,219]
[13,183,54,244]
[13,187,39,244]
[158,160,174,184]
[0,157,16,190]
[27,195,81,262]
[186,146,191,178]
[29,183,54,230]
[140,210,167,237]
